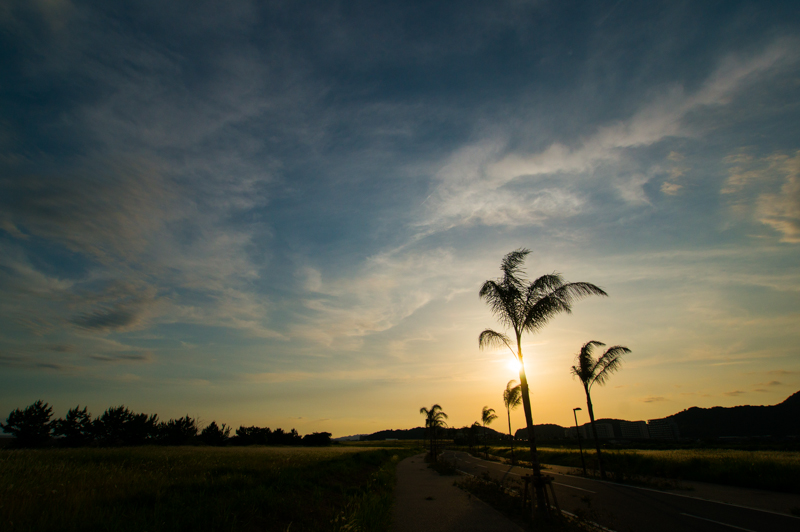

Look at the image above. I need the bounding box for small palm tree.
[571,341,630,480]
[479,248,606,509]
[503,380,522,463]
[419,404,448,461]
[481,406,497,458]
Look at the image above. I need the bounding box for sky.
[1,0,799,438]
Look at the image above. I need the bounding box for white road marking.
[545,471,800,519]
[680,513,759,532]
[553,482,595,493]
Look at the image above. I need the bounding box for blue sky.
[1,0,799,437]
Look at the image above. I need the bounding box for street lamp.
[573,407,587,476]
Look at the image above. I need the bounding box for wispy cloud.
[723,390,746,397]
[417,42,797,233]
[641,396,668,403]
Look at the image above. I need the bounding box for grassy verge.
[486,445,800,493]
[455,473,602,531]
[0,445,417,532]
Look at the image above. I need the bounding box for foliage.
[419,404,448,460]
[157,415,198,445]
[478,248,606,488]
[503,380,522,462]
[570,341,630,479]
[92,405,159,446]
[0,400,53,448]
[456,473,593,531]
[302,432,332,446]
[487,444,800,493]
[53,406,93,447]
[0,446,415,532]
[199,421,231,446]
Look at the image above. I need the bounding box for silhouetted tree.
[479,248,606,511]
[1,400,53,448]
[571,340,630,480]
[234,425,271,445]
[419,404,448,461]
[93,406,158,446]
[503,380,522,463]
[199,421,231,446]
[468,421,481,451]
[53,406,93,447]
[302,432,332,446]
[157,415,198,445]
[481,406,497,458]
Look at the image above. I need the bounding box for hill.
[354,391,800,442]
[665,390,800,438]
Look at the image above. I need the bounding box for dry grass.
[0,445,412,532]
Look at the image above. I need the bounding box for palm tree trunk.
[506,406,515,463]
[517,336,546,513]
[584,384,606,479]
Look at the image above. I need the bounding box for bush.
[1,400,54,448]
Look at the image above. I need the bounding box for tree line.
[0,400,331,448]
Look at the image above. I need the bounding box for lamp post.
[573,407,587,476]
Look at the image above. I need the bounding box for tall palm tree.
[419,404,448,461]
[570,341,630,480]
[503,380,522,463]
[481,406,497,458]
[479,248,606,509]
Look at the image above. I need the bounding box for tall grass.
[488,445,800,493]
[0,446,416,532]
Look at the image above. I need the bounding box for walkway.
[389,453,524,532]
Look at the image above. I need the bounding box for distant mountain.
[355,391,800,442]
[514,424,569,440]
[332,434,369,442]
[664,390,800,438]
[359,427,428,441]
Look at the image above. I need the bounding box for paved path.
[445,451,800,532]
[389,453,524,532]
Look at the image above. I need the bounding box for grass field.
[487,444,800,493]
[0,444,421,532]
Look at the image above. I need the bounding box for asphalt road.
[442,451,800,532]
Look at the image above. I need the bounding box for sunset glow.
[1,1,798,438]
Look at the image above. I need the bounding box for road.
[441,451,800,532]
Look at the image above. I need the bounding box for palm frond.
[503,380,522,409]
[480,280,522,330]
[481,406,498,425]
[572,341,605,384]
[478,329,513,354]
[591,346,630,387]
[500,248,530,286]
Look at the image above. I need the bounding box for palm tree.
[419,404,448,461]
[481,406,497,458]
[570,341,630,480]
[503,380,522,463]
[479,248,606,510]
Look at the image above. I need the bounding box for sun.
[507,357,524,374]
